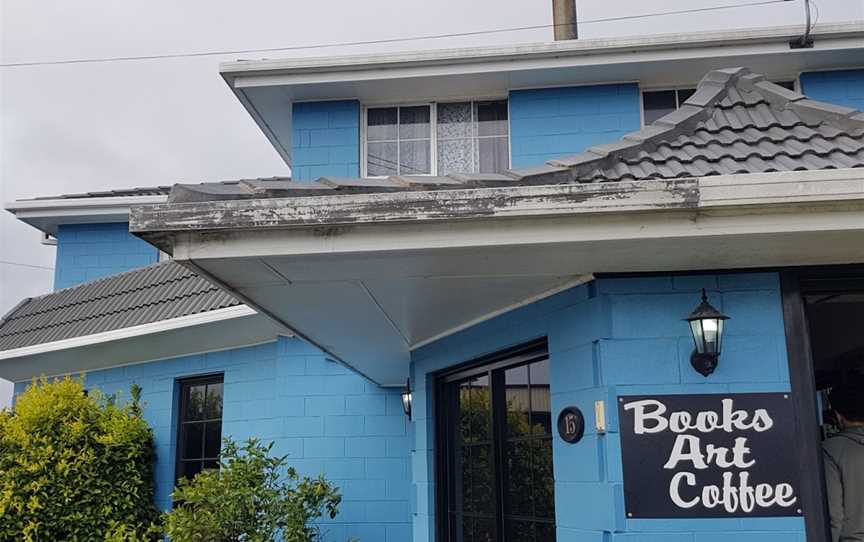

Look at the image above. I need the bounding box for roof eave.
[6,195,169,235]
[131,169,864,238]
[219,22,864,82]
[0,305,288,382]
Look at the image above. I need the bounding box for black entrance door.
[437,341,555,542]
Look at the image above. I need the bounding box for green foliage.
[165,438,343,542]
[0,376,160,542]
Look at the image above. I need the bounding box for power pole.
[553,0,578,40]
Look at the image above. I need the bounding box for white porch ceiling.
[139,170,864,386]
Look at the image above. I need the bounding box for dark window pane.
[471,376,491,442]
[475,100,508,137]
[399,140,431,174]
[203,421,222,459]
[399,105,431,139]
[185,384,206,421]
[505,364,530,437]
[505,440,534,517]
[474,445,494,515]
[205,382,223,420]
[474,516,495,542]
[460,376,490,443]
[534,439,555,519]
[367,142,398,176]
[202,460,219,471]
[461,515,473,542]
[535,522,555,541]
[505,519,534,542]
[677,88,697,105]
[461,446,473,512]
[179,460,203,480]
[530,360,551,435]
[181,423,204,460]
[367,107,397,141]
[476,137,508,174]
[643,90,676,125]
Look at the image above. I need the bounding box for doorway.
[782,268,864,542]
[435,340,555,542]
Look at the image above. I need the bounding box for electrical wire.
[0,0,791,68]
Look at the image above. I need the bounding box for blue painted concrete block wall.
[411,273,802,542]
[53,223,159,290]
[509,84,642,168]
[800,69,864,111]
[292,100,360,181]
[15,337,410,542]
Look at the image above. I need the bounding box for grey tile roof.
[166,67,864,204]
[0,261,240,351]
[29,186,174,200]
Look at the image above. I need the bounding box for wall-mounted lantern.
[401,379,413,420]
[685,289,730,377]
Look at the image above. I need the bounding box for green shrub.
[0,376,160,542]
[165,438,343,542]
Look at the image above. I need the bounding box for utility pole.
[553,0,578,40]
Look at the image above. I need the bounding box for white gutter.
[0,305,257,361]
[220,22,864,86]
[5,195,169,235]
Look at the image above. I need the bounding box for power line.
[0,260,54,271]
[0,0,790,68]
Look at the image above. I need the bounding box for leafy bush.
[0,376,160,542]
[165,438,343,542]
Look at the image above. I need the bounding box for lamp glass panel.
[702,318,720,354]
[716,319,724,354]
[690,320,705,353]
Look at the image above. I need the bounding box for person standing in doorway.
[825,378,864,542]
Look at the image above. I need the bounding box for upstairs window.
[642,80,796,125]
[176,374,224,481]
[364,100,509,177]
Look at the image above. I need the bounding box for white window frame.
[361,99,510,178]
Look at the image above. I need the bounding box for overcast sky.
[1,0,862,406]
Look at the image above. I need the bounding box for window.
[364,100,509,177]
[176,375,224,481]
[642,80,796,125]
[437,341,554,542]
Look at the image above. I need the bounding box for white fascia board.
[5,195,169,235]
[133,168,864,246]
[221,23,864,87]
[0,305,257,362]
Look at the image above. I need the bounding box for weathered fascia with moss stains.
[130,168,864,253]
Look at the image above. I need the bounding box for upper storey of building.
[219,23,864,179]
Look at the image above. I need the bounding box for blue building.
[3,23,864,542]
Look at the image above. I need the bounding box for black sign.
[618,393,802,518]
[557,406,585,443]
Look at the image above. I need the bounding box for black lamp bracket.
[691,351,719,377]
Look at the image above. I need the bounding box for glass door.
[438,341,554,542]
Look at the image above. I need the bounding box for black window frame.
[435,339,553,542]
[174,373,224,482]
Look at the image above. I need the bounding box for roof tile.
[0,261,242,352]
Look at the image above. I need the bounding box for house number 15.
[557,406,585,444]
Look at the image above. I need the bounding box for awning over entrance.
[131,68,864,386]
